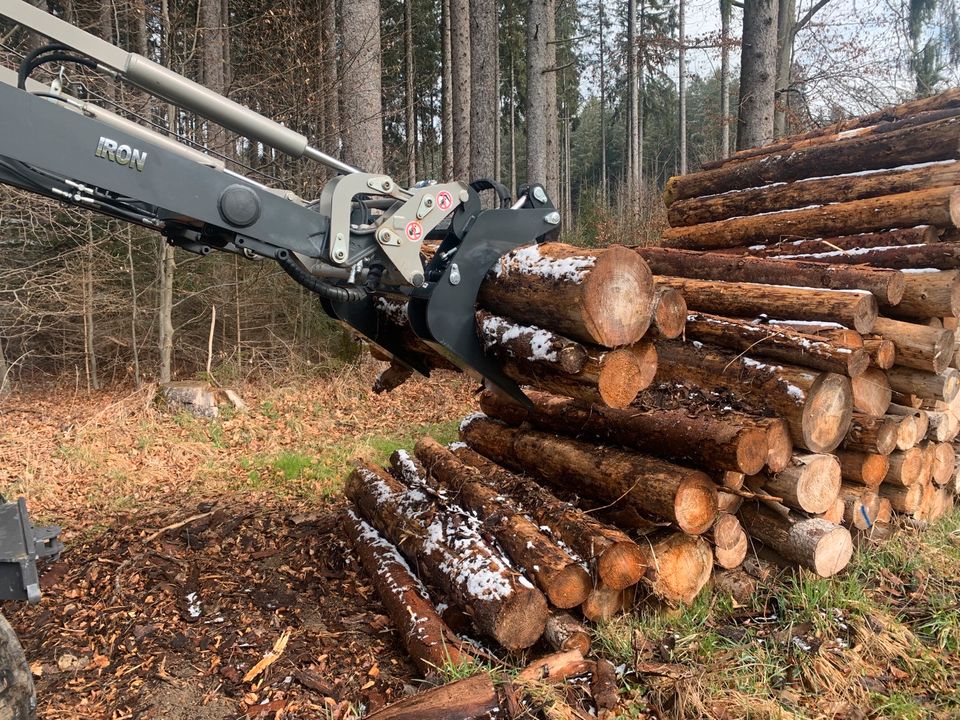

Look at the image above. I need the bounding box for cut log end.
[584,247,655,345]
[495,588,550,650]
[811,524,855,578]
[546,565,594,610]
[597,343,658,407]
[582,584,624,622]
[852,368,893,417]
[646,534,714,605]
[853,294,880,334]
[652,287,688,339]
[597,542,647,591]
[795,455,843,514]
[736,428,771,477]
[711,513,749,570]
[675,475,722,535]
[763,419,794,472]
[802,373,854,453]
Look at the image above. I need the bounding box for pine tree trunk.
[678,0,687,174]
[773,0,795,138]
[404,0,416,186]
[720,0,731,157]
[736,0,778,150]
[526,0,548,186]
[451,0,471,178]
[441,0,454,179]
[341,0,384,172]
[321,0,339,152]
[470,0,497,181]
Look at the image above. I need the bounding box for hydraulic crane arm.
[0,0,562,403]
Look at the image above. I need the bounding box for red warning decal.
[436,190,453,211]
[405,220,423,242]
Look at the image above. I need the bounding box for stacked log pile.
[649,87,960,534]
[343,90,960,716]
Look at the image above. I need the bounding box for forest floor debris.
[2,361,960,718]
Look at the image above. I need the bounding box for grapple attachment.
[325,183,559,404]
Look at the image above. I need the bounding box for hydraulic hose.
[276,253,367,303]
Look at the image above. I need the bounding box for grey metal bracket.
[0,499,62,605]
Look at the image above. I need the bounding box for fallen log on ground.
[344,511,472,674]
[738,503,853,577]
[450,437,646,590]
[345,462,548,650]
[363,672,499,720]
[414,437,592,609]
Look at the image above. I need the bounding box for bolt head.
[533,186,548,203]
[333,249,346,260]
[545,211,561,225]
[449,263,461,286]
[412,272,425,287]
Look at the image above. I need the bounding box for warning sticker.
[436,190,453,211]
[405,220,423,242]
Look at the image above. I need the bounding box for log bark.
[479,388,769,475]
[414,437,592,609]
[715,226,940,258]
[878,481,923,513]
[882,270,960,320]
[851,367,892,416]
[835,449,889,487]
[591,659,620,715]
[842,414,898,455]
[544,613,591,656]
[886,366,959,402]
[343,511,472,674]
[767,325,864,348]
[450,434,646,590]
[650,286,688,339]
[756,454,841,514]
[478,243,654,347]
[661,186,960,251]
[363,673,499,720]
[514,650,593,684]
[502,342,657,409]
[839,484,881,530]
[373,361,416,393]
[667,160,960,226]
[663,116,960,204]
[883,447,925,487]
[683,313,869,377]
[872,317,956,373]
[863,337,896,369]
[474,422,719,534]
[655,277,879,333]
[773,242,960,270]
[345,462,548,650]
[738,504,853,577]
[654,340,853,453]
[477,310,587,374]
[639,248,905,305]
[709,513,749,569]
